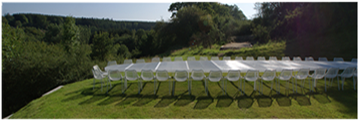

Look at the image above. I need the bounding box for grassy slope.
[11,75,357,119]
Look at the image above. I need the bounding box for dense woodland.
[2,2,357,117]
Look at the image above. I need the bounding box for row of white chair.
[108,57,357,64]
[92,65,357,95]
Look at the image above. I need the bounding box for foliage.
[251,24,270,42]
[2,40,93,117]
[43,23,63,44]
[7,13,157,31]
[2,16,95,118]
[155,2,251,52]
[23,26,46,42]
[250,2,357,60]
[62,17,80,53]
[90,31,113,61]
[2,23,25,70]
[251,2,357,41]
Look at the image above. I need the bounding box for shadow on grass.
[236,96,254,109]
[174,95,195,107]
[273,93,291,107]
[61,87,99,102]
[236,91,254,109]
[194,96,213,109]
[311,87,331,104]
[154,96,178,108]
[325,84,357,117]
[132,94,158,106]
[60,80,104,97]
[97,94,126,105]
[313,93,331,104]
[293,94,311,106]
[115,94,142,106]
[255,95,273,107]
[64,89,83,96]
[229,81,247,97]
[104,83,124,95]
[79,95,107,105]
[216,95,233,108]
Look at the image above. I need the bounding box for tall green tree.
[62,16,80,53]
[90,31,113,61]
[2,23,25,69]
[158,2,249,48]
[43,23,63,44]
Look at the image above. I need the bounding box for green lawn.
[11,74,357,119]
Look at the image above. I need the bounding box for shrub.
[2,41,94,117]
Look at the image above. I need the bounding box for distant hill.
[3,13,157,31]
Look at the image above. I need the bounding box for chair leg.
[109,77,112,88]
[314,79,317,91]
[110,80,112,88]
[138,80,141,94]
[188,79,191,95]
[279,80,282,94]
[122,78,124,94]
[225,79,228,95]
[169,80,171,95]
[239,79,242,92]
[222,79,225,95]
[106,80,109,94]
[172,81,175,96]
[342,77,344,91]
[324,77,327,92]
[271,80,273,91]
[337,76,340,90]
[277,79,281,94]
[292,79,295,94]
[141,79,143,91]
[260,80,264,95]
[243,79,246,94]
[205,79,208,96]
[101,78,103,92]
[255,80,257,94]
[330,78,333,87]
[93,78,95,90]
[154,79,156,95]
[302,79,305,89]
[125,79,128,90]
[261,80,264,95]
[287,81,289,96]
[293,78,297,93]
[190,79,192,94]
[309,78,311,92]
[295,78,298,93]
[353,76,356,90]
[277,79,280,95]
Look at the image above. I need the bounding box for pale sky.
[2,1,258,22]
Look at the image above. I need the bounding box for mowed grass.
[11,73,357,119]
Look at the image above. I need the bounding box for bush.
[2,41,94,117]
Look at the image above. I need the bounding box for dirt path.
[220,42,252,50]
